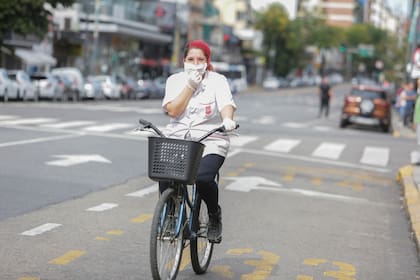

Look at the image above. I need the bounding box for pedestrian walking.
[318,76,333,118]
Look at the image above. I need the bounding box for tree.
[0,0,75,48]
[254,3,290,76]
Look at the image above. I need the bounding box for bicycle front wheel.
[150,188,184,280]
[190,193,214,274]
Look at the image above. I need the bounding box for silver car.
[8,70,37,101]
[0,68,18,101]
[31,73,64,101]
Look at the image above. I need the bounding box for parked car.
[92,75,121,99]
[340,85,391,132]
[262,76,281,90]
[31,72,63,101]
[84,76,105,100]
[136,77,166,99]
[8,70,37,101]
[51,67,85,101]
[0,68,18,101]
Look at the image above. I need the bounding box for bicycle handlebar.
[138,118,165,137]
[138,118,239,142]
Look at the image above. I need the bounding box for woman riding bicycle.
[159,40,237,243]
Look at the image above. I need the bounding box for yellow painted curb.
[397,165,420,256]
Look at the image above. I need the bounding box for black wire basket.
[148,136,205,184]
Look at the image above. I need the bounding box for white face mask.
[184,63,207,74]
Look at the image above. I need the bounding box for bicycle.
[138,118,238,280]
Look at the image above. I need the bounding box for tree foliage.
[0,0,75,45]
[254,3,404,80]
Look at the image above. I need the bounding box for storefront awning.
[15,48,57,66]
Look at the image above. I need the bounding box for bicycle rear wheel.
[150,188,184,280]
[190,193,214,274]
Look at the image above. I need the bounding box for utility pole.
[171,0,180,70]
[92,0,100,74]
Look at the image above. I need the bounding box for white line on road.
[21,223,62,236]
[240,148,390,173]
[230,135,258,147]
[0,118,57,125]
[126,184,158,197]
[86,203,118,212]
[0,134,83,148]
[41,120,96,129]
[264,138,301,153]
[360,146,389,167]
[83,123,134,132]
[0,115,18,121]
[312,142,345,160]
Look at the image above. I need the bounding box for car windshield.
[351,89,386,99]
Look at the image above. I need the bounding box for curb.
[397,165,420,255]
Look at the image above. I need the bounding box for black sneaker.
[208,206,222,243]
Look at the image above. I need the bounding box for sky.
[250,0,410,18]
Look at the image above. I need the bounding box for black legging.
[159,154,225,214]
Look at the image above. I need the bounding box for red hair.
[183,40,213,71]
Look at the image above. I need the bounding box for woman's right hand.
[186,71,202,91]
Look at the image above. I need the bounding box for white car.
[262,76,283,90]
[8,70,36,101]
[92,75,121,99]
[0,68,18,101]
[32,73,64,100]
[51,67,85,100]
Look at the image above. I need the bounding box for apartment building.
[319,0,355,28]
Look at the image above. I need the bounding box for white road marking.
[360,146,389,166]
[282,122,307,128]
[264,138,301,153]
[312,142,345,160]
[313,126,333,131]
[46,154,112,167]
[21,223,62,236]
[83,123,134,132]
[252,116,275,124]
[230,135,258,147]
[0,118,57,125]
[0,115,18,121]
[126,184,158,197]
[86,203,118,212]
[240,148,390,173]
[41,120,96,128]
[0,134,82,148]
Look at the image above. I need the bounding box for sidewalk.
[394,109,420,255]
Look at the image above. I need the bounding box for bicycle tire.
[190,193,214,274]
[150,188,184,280]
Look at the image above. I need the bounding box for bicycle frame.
[160,182,198,240]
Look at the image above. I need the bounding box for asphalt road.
[1,84,419,279]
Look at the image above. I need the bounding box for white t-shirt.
[162,70,237,157]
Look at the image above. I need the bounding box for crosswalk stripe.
[82,123,134,132]
[264,138,301,153]
[360,146,389,166]
[0,118,57,125]
[0,115,18,121]
[282,122,307,128]
[312,142,345,159]
[41,120,96,128]
[230,135,258,147]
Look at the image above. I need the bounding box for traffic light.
[339,43,346,53]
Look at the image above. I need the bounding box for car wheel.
[381,124,390,133]
[339,118,348,128]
